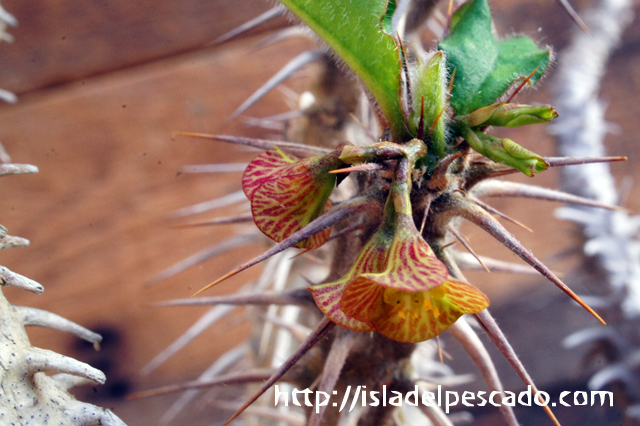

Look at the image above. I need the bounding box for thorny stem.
[129,370,274,399]
[475,310,562,426]
[453,191,606,325]
[222,317,335,426]
[194,194,379,295]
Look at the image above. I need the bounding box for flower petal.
[308,279,376,332]
[361,215,449,292]
[373,279,489,343]
[243,147,342,249]
[309,230,390,331]
[340,277,385,323]
[242,147,296,198]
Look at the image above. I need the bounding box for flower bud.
[462,103,558,128]
[464,128,548,177]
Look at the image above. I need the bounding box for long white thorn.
[0,266,43,293]
[472,180,623,211]
[210,5,286,46]
[255,26,313,49]
[148,233,257,283]
[18,307,102,349]
[167,190,247,219]
[447,225,490,272]
[449,318,519,426]
[449,250,538,275]
[160,345,247,424]
[180,163,248,174]
[228,50,324,121]
[141,305,237,375]
[26,348,106,384]
[308,329,356,426]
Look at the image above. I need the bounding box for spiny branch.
[193,195,377,295]
[222,317,335,426]
[454,192,605,325]
[155,288,315,308]
[475,310,561,426]
[175,133,330,156]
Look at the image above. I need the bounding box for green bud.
[463,128,548,177]
[461,103,558,128]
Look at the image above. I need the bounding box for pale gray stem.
[550,0,638,316]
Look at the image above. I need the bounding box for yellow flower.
[309,154,489,343]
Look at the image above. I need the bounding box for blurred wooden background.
[0,0,637,424]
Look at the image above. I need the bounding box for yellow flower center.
[383,286,446,320]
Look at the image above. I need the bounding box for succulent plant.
[0,5,127,424]
[142,0,630,425]
[0,166,127,426]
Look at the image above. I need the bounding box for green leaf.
[439,0,551,115]
[278,0,407,140]
[380,0,397,35]
[409,52,448,158]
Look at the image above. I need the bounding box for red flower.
[243,147,342,249]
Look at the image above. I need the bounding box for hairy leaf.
[439,0,551,115]
[409,52,448,157]
[278,0,407,140]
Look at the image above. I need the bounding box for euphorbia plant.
[150,0,628,424]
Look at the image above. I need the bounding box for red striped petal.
[242,147,342,249]
[362,215,449,292]
[309,229,390,331]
